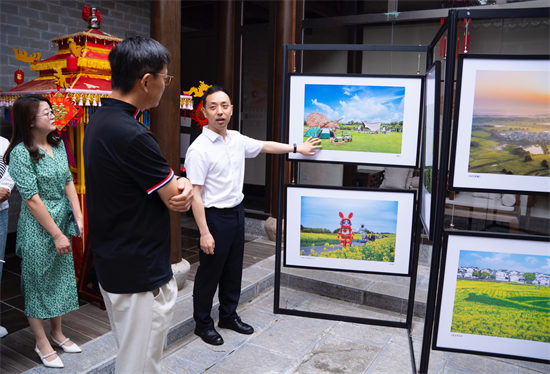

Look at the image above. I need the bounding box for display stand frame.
[419,7,550,373]
[273,43,431,374]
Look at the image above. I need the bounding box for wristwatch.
[293,143,297,153]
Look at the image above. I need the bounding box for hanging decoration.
[14,69,24,86]
[190,100,208,129]
[67,54,78,72]
[439,19,447,59]
[48,91,83,132]
[463,19,471,53]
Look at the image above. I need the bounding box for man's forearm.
[191,192,209,236]
[261,141,292,154]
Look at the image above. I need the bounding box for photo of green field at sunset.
[468,70,550,177]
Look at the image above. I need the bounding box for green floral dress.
[9,141,79,318]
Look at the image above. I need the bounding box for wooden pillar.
[150,0,182,264]
[218,0,235,129]
[269,0,296,217]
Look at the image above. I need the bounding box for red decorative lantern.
[67,54,78,72]
[190,100,209,129]
[14,69,24,85]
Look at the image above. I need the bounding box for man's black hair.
[109,36,171,94]
[202,85,233,106]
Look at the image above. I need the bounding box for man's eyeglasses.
[140,72,173,86]
[36,111,55,118]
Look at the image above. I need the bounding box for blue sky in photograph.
[300,196,398,234]
[304,84,406,123]
[458,250,550,274]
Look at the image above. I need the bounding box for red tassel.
[440,19,444,57]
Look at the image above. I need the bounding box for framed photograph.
[287,74,423,167]
[284,185,416,275]
[434,230,550,363]
[420,61,441,240]
[449,55,550,195]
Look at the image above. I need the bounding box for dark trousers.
[193,202,245,330]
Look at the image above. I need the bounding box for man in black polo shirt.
[83,36,193,374]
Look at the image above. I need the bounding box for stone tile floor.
[3,214,549,373]
[161,287,550,374]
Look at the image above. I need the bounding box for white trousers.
[100,277,177,374]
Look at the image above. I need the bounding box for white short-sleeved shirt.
[184,126,263,208]
[0,136,15,212]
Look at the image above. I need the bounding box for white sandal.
[35,345,64,368]
[50,335,82,353]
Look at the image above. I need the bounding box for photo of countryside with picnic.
[299,196,398,262]
[302,84,405,153]
[468,70,550,177]
[450,250,550,343]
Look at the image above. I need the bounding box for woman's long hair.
[3,95,60,164]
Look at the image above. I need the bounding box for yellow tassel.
[77,58,110,70]
[31,60,67,72]
[83,46,111,55]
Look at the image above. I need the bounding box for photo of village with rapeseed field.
[468,70,550,177]
[299,196,398,262]
[451,250,550,343]
[302,84,405,153]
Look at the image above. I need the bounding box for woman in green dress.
[4,95,84,368]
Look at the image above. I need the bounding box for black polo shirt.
[83,98,173,293]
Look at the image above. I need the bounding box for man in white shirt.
[185,86,321,345]
[0,135,15,338]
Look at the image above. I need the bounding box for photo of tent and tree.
[450,250,550,343]
[299,196,398,262]
[467,70,550,177]
[302,84,406,153]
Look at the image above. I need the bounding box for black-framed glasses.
[140,71,173,86]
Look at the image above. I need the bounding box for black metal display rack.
[419,7,549,373]
[273,43,430,374]
[272,6,549,374]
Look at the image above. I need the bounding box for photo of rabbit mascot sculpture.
[337,212,354,247]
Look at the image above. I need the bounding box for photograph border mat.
[434,230,550,362]
[449,54,550,195]
[287,73,423,167]
[284,184,416,275]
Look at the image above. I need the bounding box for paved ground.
[161,287,550,374]
[15,235,550,374]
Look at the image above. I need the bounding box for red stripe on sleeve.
[146,169,174,194]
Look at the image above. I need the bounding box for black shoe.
[194,328,224,346]
[218,317,254,335]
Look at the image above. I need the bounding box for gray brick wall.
[0,0,150,91]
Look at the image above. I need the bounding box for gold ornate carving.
[68,38,83,57]
[54,67,68,88]
[13,48,42,63]
[183,81,211,98]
